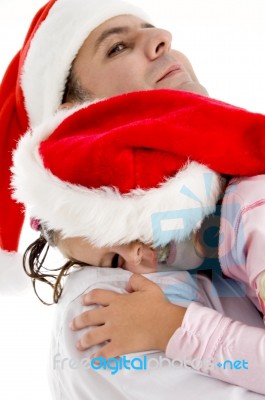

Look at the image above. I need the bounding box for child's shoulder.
[224,175,265,206]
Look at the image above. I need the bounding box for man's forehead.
[75,15,154,59]
[94,21,155,51]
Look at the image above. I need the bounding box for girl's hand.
[70,274,187,359]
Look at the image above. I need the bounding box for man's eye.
[111,253,119,268]
[107,42,126,57]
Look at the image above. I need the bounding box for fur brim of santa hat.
[0,251,30,295]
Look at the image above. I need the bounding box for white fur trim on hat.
[12,104,223,248]
[21,0,150,127]
[0,251,30,295]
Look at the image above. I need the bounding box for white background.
[0,0,264,399]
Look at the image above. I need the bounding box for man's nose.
[143,28,172,60]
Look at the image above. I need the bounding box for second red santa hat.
[12,89,265,248]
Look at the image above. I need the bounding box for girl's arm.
[71,272,265,394]
[166,301,265,395]
[220,176,265,316]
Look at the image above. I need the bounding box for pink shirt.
[220,175,265,314]
[166,175,265,395]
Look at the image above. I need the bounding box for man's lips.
[157,64,182,83]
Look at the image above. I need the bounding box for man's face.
[70,15,208,101]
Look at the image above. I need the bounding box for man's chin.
[154,81,209,97]
[177,82,209,97]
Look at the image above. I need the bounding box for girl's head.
[23,232,202,304]
[23,213,220,304]
[12,91,225,303]
[55,233,205,274]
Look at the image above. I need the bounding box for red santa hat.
[0,0,149,293]
[11,89,265,252]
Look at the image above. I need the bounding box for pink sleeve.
[239,204,265,315]
[220,182,265,314]
[165,301,265,395]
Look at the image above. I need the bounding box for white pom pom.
[0,250,30,296]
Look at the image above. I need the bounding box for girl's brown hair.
[23,234,85,305]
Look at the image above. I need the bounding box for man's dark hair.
[62,65,92,103]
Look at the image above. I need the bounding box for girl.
[12,89,265,317]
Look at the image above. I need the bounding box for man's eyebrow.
[94,22,155,53]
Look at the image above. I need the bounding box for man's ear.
[58,102,74,111]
